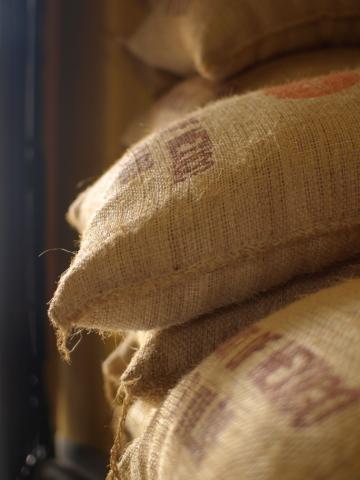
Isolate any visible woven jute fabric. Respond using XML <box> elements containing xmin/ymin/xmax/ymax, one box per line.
<box><xmin>49</xmin><ymin>69</ymin><xmax>360</xmax><ymax>344</ymax></box>
<box><xmin>122</xmin><ymin>48</ymin><xmax>360</xmax><ymax>148</ymax></box>
<box><xmin>103</xmin><ymin>258</ymin><xmax>360</xmax><ymax>404</ymax></box>
<box><xmin>124</xmin><ymin>0</ymin><xmax>360</xmax><ymax>79</ymax></box>
<box><xmin>118</xmin><ymin>278</ymin><xmax>360</xmax><ymax>480</ymax></box>
<box><xmin>71</xmin><ymin>49</ymin><xmax>360</xmax><ymax>234</ymax></box>
<box><xmin>104</xmin><ymin>257</ymin><xmax>360</xmax><ymax>476</ymax></box>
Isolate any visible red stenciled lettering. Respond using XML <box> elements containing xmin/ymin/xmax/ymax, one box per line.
<box><xmin>225</xmin><ymin>331</ymin><xmax>282</xmax><ymax>371</ymax></box>
<box><xmin>249</xmin><ymin>341</ymin><xmax>360</xmax><ymax>428</ymax></box>
<box><xmin>215</xmin><ymin>326</ymin><xmax>260</xmax><ymax>360</ymax></box>
<box><xmin>251</xmin><ymin>342</ymin><xmax>317</xmax><ymax>392</ymax></box>
<box><xmin>166</xmin><ymin>118</ymin><xmax>214</xmax><ymax>183</ymax></box>
<box><xmin>175</xmin><ymin>383</ymin><xmax>234</xmax><ymax>464</ymax></box>
<box><xmin>118</xmin><ymin>143</ymin><xmax>153</xmax><ymax>185</ymax></box>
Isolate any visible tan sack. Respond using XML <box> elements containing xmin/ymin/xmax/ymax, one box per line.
<box><xmin>124</xmin><ymin>0</ymin><xmax>360</xmax><ymax>79</ymax></box>
<box><xmin>49</xmin><ymin>70</ymin><xmax>360</xmax><ymax>346</ymax></box>
<box><xmin>118</xmin><ymin>278</ymin><xmax>360</xmax><ymax>480</ymax></box>
<box><xmin>71</xmin><ymin>49</ymin><xmax>360</xmax><ymax>234</ymax></box>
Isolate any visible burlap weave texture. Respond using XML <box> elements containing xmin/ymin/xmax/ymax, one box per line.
<box><xmin>50</xmin><ymin>70</ymin><xmax>360</xmax><ymax>343</ymax></box>
<box><xmin>119</xmin><ymin>278</ymin><xmax>360</xmax><ymax>479</ymax></box>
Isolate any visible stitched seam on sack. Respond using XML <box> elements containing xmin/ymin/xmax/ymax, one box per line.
<box><xmin>201</xmin><ymin>12</ymin><xmax>360</xmax><ymax>71</ymax></box>
<box><xmin>82</xmin><ymin>265</ymin><xmax>360</xmax><ymax>335</ymax></box>
<box><xmin>53</xmin><ymin>219</ymin><xmax>360</xmax><ymax>325</ymax></box>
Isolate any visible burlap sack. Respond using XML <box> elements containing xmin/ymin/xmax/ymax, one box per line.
<box><xmin>71</xmin><ymin>48</ymin><xmax>360</xmax><ymax>233</ymax></box>
<box><xmin>49</xmin><ymin>69</ymin><xmax>360</xmax><ymax>346</ymax></box>
<box><xmin>124</xmin><ymin>0</ymin><xmax>360</xmax><ymax>79</ymax></box>
<box><xmin>105</xmin><ymin>258</ymin><xmax>360</xmax><ymax>476</ymax></box>
<box><xmin>118</xmin><ymin>278</ymin><xmax>360</xmax><ymax>480</ymax></box>
<box><xmin>122</xmin><ymin>48</ymin><xmax>360</xmax><ymax>148</ymax></box>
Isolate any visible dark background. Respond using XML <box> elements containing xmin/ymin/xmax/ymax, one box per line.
<box><xmin>0</xmin><ymin>1</ymin><xmax>51</xmax><ymax>478</ymax></box>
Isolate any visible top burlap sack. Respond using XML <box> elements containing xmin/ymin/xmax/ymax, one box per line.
<box><xmin>118</xmin><ymin>278</ymin><xmax>360</xmax><ymax>480</ymax></box>
<box><xmin>49</xmin><ymin>69</ymin><xmax>360</xmax><ymax>344</ymax></box>
<box><xmin>119</xmin><ymin>47</ymin><xmax>360</xmax><ymax>150</ymax></box>
<box><xmin>124</xmin><ymin>0</ymin><xmax>360</xmax><ymax>79</ymax></box>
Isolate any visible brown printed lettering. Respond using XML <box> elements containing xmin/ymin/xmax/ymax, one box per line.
<box><xmin>250</xmin><ymin>341</ymin><xmax>360</xmax><ymax>428</ymax></box>
<box><xmin>166</xmin><ymin>118</ymin><xmax>214</xmax><ymax>183</ymax></box>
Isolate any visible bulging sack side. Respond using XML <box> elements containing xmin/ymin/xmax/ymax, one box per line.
<box><xmin>119</xmin><ymin>278</ymin><xmax>360</xmax><ymax>480</ymax></box>
<box><xmin>49</xmin><ymin>70</ymin><xmax>360</xmax><ymax>345</ymax></box>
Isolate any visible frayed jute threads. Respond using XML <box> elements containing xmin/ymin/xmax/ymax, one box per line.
<box><xmin>107</xmin><ymin>381</ymin><xmax>137</xmax><ymax>480</ymax></box>
<box><xmin>51</xmin><ymin>319</ymin><xmax>117</xmax><ymax>363</ymax></box>
<box><xmin>50</xmin><ymin>319</ymin><xmax>73</xmax><ymax>363</ymax></box>
<box><xmin>49</xmin><ymin>221</ymin><xmax>360</xmax><ymax>334</ymax></box>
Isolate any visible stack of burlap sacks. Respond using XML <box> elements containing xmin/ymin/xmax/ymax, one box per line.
<box><xmin>49</xmin><ymin>1</ymin><xmax>360</xmax><ymax>479</ymax></box>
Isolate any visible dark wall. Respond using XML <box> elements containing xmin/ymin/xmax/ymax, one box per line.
<box><xmin>0</xmin><ymin>0</ymin><xmax>51</xmax><ymax>478</ymax></box>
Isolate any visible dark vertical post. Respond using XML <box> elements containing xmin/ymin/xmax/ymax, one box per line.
<box><xmin>0</xmin><ymin>1</ymin><xmax>51</xmax><ymax>478</ymax></box>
